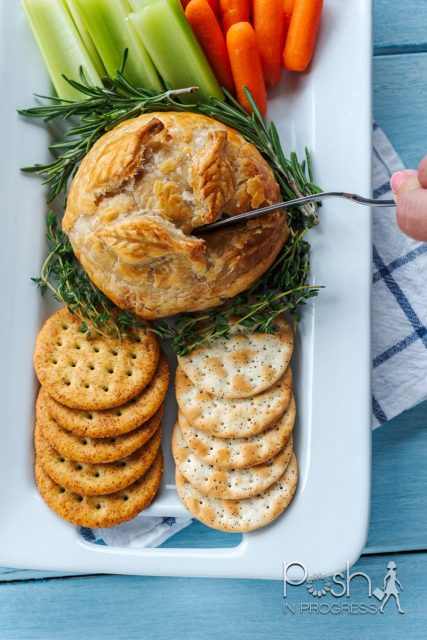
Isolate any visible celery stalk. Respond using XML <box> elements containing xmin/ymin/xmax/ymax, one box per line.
<box><xmin>129</xmin><ymin>0</ymin><xmax>223</xmax><ymax>102</ymax></box>
<box><xmin>64</xmin><ymin>0</ymin><xmax>105</xmax><ymax>78</ymax></box>
<box><xmin>128</xmin><ymin>0</ymin><xmax>146</xmax><ymax>10</ymax></box>
<box><xmin>22</xmin><ymin>0</ymin><xmax>103</xmax><ymax>100</ymax></box>
<box><xmin>73</xmin><ymin>0</ymin><xmax>162</xmax><ymax>91</ymax></box>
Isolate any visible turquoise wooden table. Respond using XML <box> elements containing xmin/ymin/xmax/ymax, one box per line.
<box><xmin>1</xmin><ymin>2</ymin><xmax>427</xmax><ymax>638</ymax></box>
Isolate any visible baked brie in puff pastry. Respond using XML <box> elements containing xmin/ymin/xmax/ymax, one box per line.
<box><xmin>63</xmin><ymin>112</ymin><xmax>289</xmax><ymax>318</ymax></box>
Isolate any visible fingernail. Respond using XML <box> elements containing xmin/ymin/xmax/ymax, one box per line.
<box><xmin>390</xmin><ymin>169</ymin><xmax>418</xmax><ymax>194</ymax></box>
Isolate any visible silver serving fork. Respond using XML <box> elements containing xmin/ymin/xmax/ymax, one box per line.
<box><xmin>198</xmin><ymin>191</ymin><xmax>395</xmax><ymax>232</ymax></box>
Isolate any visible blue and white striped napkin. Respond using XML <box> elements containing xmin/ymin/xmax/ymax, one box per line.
<box><xmin>80</xmin><ymin>125</ymin><xmax>427</xmax><ymax>547</ymax></box>
<box><xmin>81</xmin><ymin>516</ymin><xmax>192</xmax><ymax>548</ymax></box>
<box><xmin>372</xmin><ymin>125</ymin><xmax>427</xmax><ymax>428</ymax></box>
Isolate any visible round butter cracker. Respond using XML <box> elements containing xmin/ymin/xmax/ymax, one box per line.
<box><xmin>179</xmin><ymin>395</ymin><xmax>296</xmax><ymax>469</ymax></box>
<box><xmin>37</xmin><ymin>389</ymin><xmax>163</xmax><ymax>464</ymax></box>
<box><xmin>176</xmin><ymin>365</ymin><xmax>292</xmax><ymax>437</ymax></box>
<box><xmin>176</xmin><ymin>453</ymin><xmax>298</xmax><ymax>533</ymax></box>
<box><xmin>177</xmin><ymin>317</ymin><xmax>293</xmax><ymax>398</ymax></box>
<box><xmin>172</xmin><ymin>421</ymin><xmax>293</xmax><ymax>499</ymax></box>
<box><xmin>34</xmin><ymin>307</ymin><xmax>160</xmax><ymax>410</ymax></box>
<box><xmin>35</xmin><ymin>420</ymin><xmax>161</xmax><ymax>495</ymax></box>
<box><xmin>35</xmin><ymin>449</ymin><xmax>163</xmax><ymax>528</ymax></box>
<box><xmin>43</xmin><ymin>352</ymin><xmax>169</xmax><ymax>437</ymax></box>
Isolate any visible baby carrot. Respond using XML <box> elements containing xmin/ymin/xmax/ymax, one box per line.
<box><xmin>219</xmin><ymin>0</ymin><xmax>249</xmax><ymax>33</ymax></box>
<box><xmin>283</xmin><ymin>0</ymin><xmax>295</xmax><ymax>40</ymax></box>
<box><xmin>185</xmin><ymin>0</ymin><xmax>234</xmax><ymax>93</ymax></box>
<box><xmin>226</xmin><ymin>21</ymin><xmax>267</xmax><ymax>116</ymax></box>
<box><xmin>253</xmin><ymin>0</ymin><xmax>284</xmax><ymax>89</ymax></box>
<box><xmin>283</xmin><ymin>0</ymin><xmax>323</xmax><ymax>71</ymax></box>
<box><xmin>183</xmin><ymin>0</ymin><xmax>219</xmax><ymax>12</ymax></box>
<box><xmin>206</xmin><ymin>0</ymin><xmax>220</xmax><ymax>18</ymax></box>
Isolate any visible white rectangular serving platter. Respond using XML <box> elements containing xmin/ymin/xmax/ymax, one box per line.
<box><xmin>0</xmin><ymin>0</ymin><xmax>372</xmax><ymax>579</ymax></box>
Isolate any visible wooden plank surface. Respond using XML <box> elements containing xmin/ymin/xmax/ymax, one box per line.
<box><xmin>374</xmin><ymin>0</ymin><xmax>427</xmax><ymax>54</ymax></box>
<box><xmin>374</xmin><ymin>52</ymin><xmax>427</xmax><ymax>169</ymax></box>
<box><xmin>0</xmin><ymin>553</ymin><xmax>425</xmax><ymax>640</ymax></box>
<box><xmin>367</xmin><ymin>400</ymin><xmax>427</xmax><ymax>552</ymax></box>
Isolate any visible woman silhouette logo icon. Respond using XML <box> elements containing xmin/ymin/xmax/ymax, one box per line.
<box><xmin>372</xmin><ymin>561</ymin><xmax>404</xmax><ymax>614</ymax></box>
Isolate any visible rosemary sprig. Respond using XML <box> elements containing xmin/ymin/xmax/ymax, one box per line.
<box><xmin>19</xmin><ymin>75</ymin><xmax>196</xmax><ymax>201</ymax></box>
<box><xmin>21</xmin><ymin>68</ymin><xmax>321</xmax><ymax>355</ymax></box>
<box><xmin>18</xmin><ymin>65</ymin><xmax>321</xmax><ymax>217</ymax></box>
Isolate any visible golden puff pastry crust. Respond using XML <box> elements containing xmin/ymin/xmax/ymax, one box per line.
<box><xmin>63</xmin><ymin>112</ymin><xmax>288</xmax><ymax>319</ymax></box>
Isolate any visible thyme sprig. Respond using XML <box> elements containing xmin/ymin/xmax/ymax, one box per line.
<box><xmin>33</xmin><ymin>211</ymin><xmax>173</xmax><ymax>341</ymax></box>
<box><xmin>170</xmin><ymin>225</ymin><xmax>320</xmax><ymax>354</ymax></box>
<box><xmin>21</xmin><ymin>67</ymin><xmax>321</xmax><ymax>355</ymax></box>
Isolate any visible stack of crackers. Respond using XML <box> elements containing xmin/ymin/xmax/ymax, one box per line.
<box><xmin>174</xmin><ymin>318</ymin><xmax>298</xmax><ymax>533</ymax></box>
<box><xmin>33</xmin><ymin>308</ymin><xmax>169</xmax><ymax>528</ymax></box>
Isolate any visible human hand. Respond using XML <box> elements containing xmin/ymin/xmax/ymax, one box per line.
<box><xmin>391</xmin><ymin>156</ymin><xmax>427</xmax><ymax>241</ymax></box>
